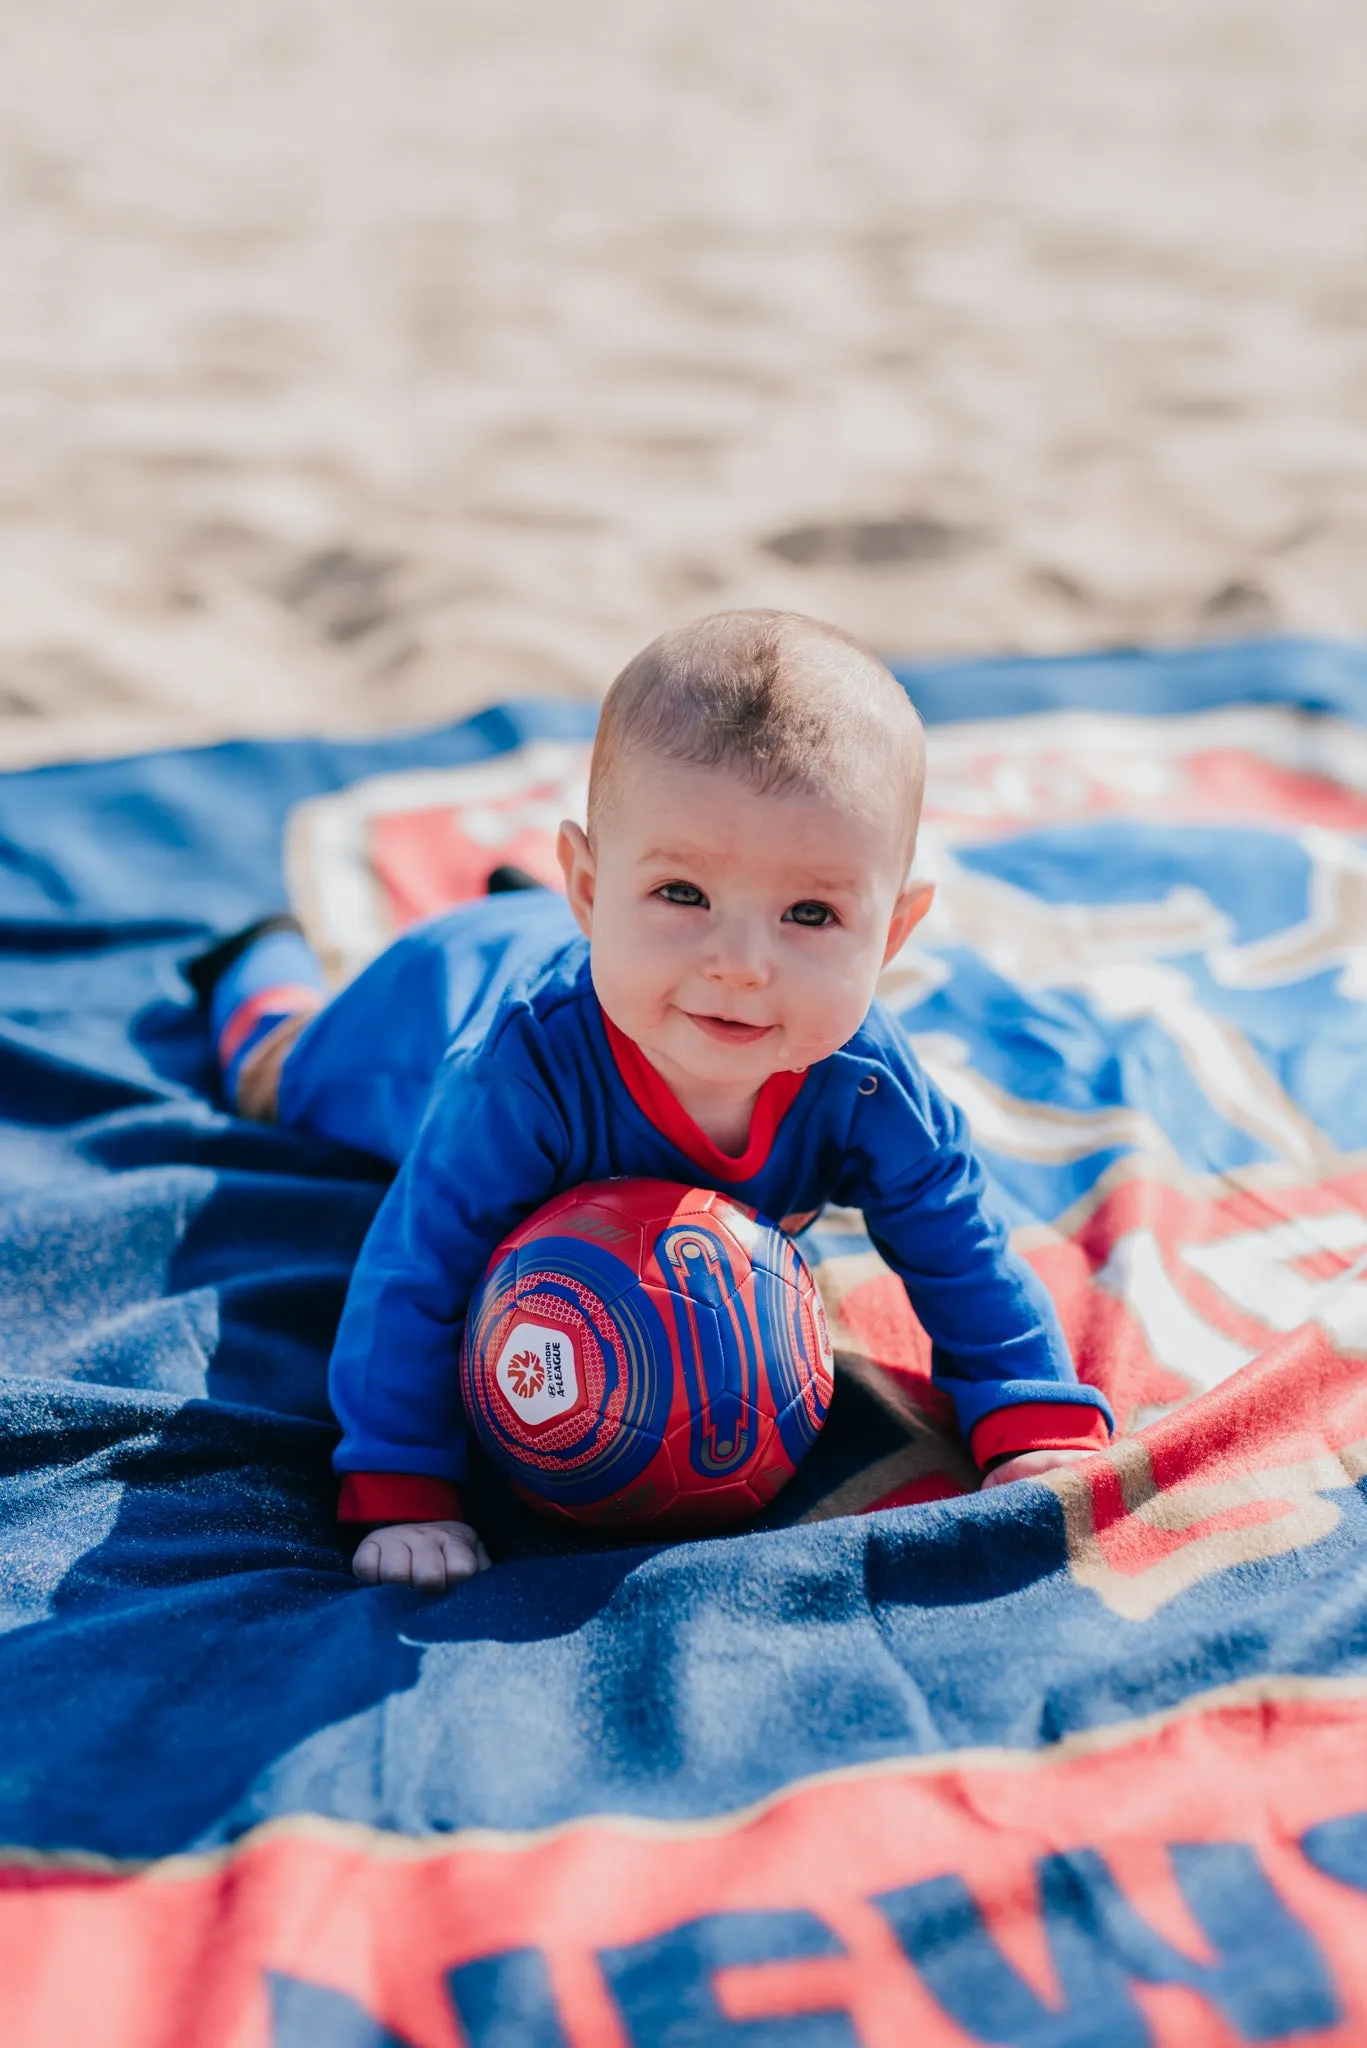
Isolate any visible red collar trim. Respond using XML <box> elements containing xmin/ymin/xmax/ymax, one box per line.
<box><xmin>601</xmin><ymin>1010</ymin><xmax>806</xmax><ymax>1181</ymax></box>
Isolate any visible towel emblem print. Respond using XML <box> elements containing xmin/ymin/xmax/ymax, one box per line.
<box><xmin>285</xmin><ymin>737</ymin><xmax>592</xmax><ymax>984</ymax></box>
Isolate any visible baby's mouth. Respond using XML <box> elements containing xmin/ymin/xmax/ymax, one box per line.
<box><xmin>684</xmin><ymin>1012</ymin><xmax>775</xmax><ymax>1045</ymax></box>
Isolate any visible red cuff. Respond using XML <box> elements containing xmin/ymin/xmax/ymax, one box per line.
<box><xmin>969</xmin><ymin>1403</ymin><xmax>1111</xmax><ymax>1472</ymax></box>
<box><xmin>337</xmin><ymin>1473</ymin><xmax>465</xmax><ymax>1525</ymax></box>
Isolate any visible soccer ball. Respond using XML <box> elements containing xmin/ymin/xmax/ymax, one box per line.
<box><xmin>459</xmin><ymin>1180</ymin><xmax>834</xmax><ymax>1534</ymax></box>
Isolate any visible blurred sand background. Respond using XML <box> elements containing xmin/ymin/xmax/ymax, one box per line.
<box><xmin>1</xmin><ymin>0</ymin><xmax>1365</xmax><ymax>769</ymax></box>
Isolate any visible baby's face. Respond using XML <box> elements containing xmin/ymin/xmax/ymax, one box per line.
<box><xmin>560</xmin><ymin>753</ymin><xmax>929</xmax><ymax>1096</ymax></box>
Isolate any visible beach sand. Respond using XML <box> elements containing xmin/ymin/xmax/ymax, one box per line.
<box><xmin>1</xmin><ymin>0</ymin><xmax>1365</xmax><ymax>768</ymax></box>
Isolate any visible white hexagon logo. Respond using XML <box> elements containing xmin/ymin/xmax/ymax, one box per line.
<box><xmin>494</xmin><ymin>1320</ymin><xmax>581</xmax><ymax>1429</ymax></box>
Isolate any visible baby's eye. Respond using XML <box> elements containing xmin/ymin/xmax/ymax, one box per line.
<box><xmin>785</xmin><ymin>900</ymin><xmax>838</xmax><ymax>929</ymax></box>
<box><xmin>656</xmin><ymin>880</ymin><xmax>708</xmax><ymax>909</ymax></box>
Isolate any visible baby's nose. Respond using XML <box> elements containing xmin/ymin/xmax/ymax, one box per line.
<box><xmin>707</xmin><ymin>919</ymin><xmax>772</xmax><ymax>984</ymax></box>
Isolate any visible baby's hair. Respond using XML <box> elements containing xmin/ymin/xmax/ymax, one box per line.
<box><xmin>587</xmin><ymin>610</ymin><xmax>925</xmax><ymax>862</ymax></box>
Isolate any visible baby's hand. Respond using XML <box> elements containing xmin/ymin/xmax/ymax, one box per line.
<box><xmin>978</xmin><ymin>1448</ymin><xmax>1098</xmax><ymax>1492</ymax></box>
<box><xmin>352</xmin><ymin>1520</ymin><xmax>491</xmax><ymax>1593</ymax></box>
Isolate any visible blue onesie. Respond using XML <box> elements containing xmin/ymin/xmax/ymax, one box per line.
<box><xmin>276</xmin><ymin>893</ymin><xmax>1113</xmax><ymax>1521</ymax></box>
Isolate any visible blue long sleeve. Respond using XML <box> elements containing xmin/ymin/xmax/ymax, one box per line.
<box><xmin>836</xmin><ymin>1028</ymin><xmax>1111</xmax><ymax>1449</ymax></box>
<box><xmin>328</xmin><ymin>1051</ymin><xmax>568</xmax><ymax>1481</ymax></box>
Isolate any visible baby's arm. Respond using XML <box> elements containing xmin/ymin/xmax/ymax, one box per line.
<box><xmin>848</xmin><ymin>1047</ymin><xmax>1113</xmax><ymax>1482</ymax></box>
<box><xmin>329</xmin><ymin>1049</ymin><xmax>567</xmax><ymax>1589</ymax></box>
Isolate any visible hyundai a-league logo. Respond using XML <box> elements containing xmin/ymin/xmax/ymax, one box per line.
<box><xmin>507</xmin><ymin>1351</ymin><xmax>545</xmax><ymax>1399</ymax></box>
<box><xmin>494</xmin><ymin>1321</ymin><xmax>580</xmax><ymax>1429</ymax></box>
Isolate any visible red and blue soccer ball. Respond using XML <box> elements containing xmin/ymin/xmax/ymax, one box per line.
<box><xmin>459</xmin><ymin>1180</ymin><xmax>835</xmax><ymax>1534</ymax></box>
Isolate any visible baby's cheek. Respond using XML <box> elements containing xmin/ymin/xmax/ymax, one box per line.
<box><xmin>787</xmin><ymin>999</ymin><xmax>868</xmax><ymax>1070</ymax></box>
<box><xmin>597</xmin><ymin>944</ymin><xmax>675</xmax><ymax>1036</ymax></box>
<box><xmin>797</xmin><ymin>951</ymin><xmax>873</xmax><ymax>1033</ymax></box>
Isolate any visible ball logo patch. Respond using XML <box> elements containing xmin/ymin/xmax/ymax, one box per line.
<box><xmin>494</xmin><ymin>1322</ymin><xmax>580</xmax><ymax>1429</ymax></box>
<box><xmin>507</xmin><ymin>1351</ymin><xmax>545</xmax><ymax>1399</ymax></box>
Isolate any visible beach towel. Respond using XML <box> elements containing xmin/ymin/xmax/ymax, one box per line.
<box><xmin>2</xmin><ymin>637</ymin><xmax>1367</xmax><ymax>2046</ymax></box>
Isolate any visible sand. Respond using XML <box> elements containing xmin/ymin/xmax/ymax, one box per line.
<box><xmin>1</xmin><ymin>0</ymin><xmax>1365</xmax><ymax>770</ymax></box>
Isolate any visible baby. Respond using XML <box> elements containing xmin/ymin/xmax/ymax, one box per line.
<box><xmin>197</xmin><ymin>610</ymin><xmax>1112</xmax><ymax>1591</ymax></box>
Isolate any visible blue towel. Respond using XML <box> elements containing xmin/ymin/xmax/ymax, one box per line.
<box><xmin>3</xmin><ymin>640</ymin><xmax>1367</xmax><ymax>2045</ymax></box>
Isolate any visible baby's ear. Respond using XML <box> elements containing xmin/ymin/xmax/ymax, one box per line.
<box><xmin>557</xmin><ymin>820</ymin><xmax>596</xmax><ymax>937</ymax></box>
<box><xmin>883</xmin><ymin>881</ymin><xmax>935</xmax><ymax>964</ymax></box>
